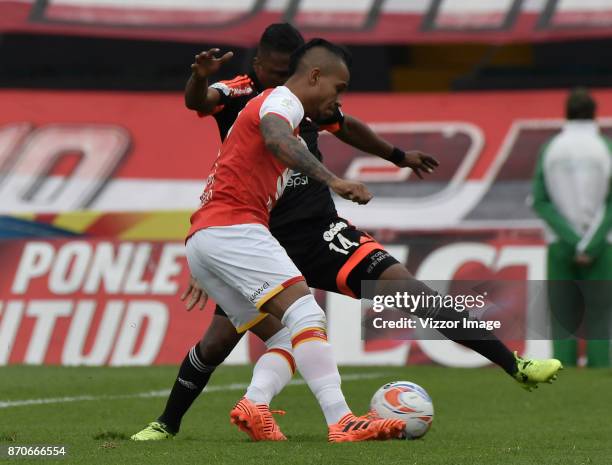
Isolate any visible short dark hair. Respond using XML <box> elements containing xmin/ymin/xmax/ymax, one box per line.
<box><xmin>289</xmin><ymin>38</ymin><xmax>352</xmax><ymax>75</ymax></box>
<box><xmin>258</xmin><ymin>23</ymin><xmax>305</xmax><ymax>55</ymax></box>
<box><xmin>566</xmin><ymin>87</ymin><xmax>596</xmax><ymax>120</ymax></box>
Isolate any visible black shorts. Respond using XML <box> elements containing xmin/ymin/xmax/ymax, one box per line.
<box><xmin>215</xmin><ymin>217</ymin><xmax>399</xmax><ymax>317</ymax></box>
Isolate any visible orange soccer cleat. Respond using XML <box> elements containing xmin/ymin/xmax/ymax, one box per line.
<box><xmin>328</xmin><ymin>413</ymin><xmax>405</xmax><ymax>443</ymax></box>
<box><xmin>229</xmin><ymin>397</ymin><xmax>287</xmax><ymax>441</ymax></box>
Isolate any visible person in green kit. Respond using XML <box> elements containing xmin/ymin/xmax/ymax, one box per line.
<box><xmin>532</xmin><ymin>87</ymin><xmax>612</xmax><ymax>367</ymax></box>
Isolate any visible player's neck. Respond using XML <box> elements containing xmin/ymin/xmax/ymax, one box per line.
<box><xmin>284</xmin><ymin>79</ymin><xmax>314</xmax><ymax>118</ymax></box>
<box><xmin>283</xmin><ymin>78</ymin><xmax>302</xmax><ymax>100</ymax></box>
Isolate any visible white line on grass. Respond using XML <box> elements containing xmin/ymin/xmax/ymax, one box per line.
<box><xmin>0</xmin><ymin>372</ymin><xmax>389</xmax><ymax>409</ymax></box>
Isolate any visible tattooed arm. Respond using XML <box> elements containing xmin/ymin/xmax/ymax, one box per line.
<box><xmin>261</xmin><ymin>114</ymin><xmax>336</xmax><ymax>184</ymax></box>
<box><xmin>260</xmin><ymin>114</ymin><xmax>372</xmax><ymax>205</ymax></box>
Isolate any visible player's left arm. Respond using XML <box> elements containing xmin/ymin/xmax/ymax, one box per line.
<box><xmin>332</xmin><ymin>114</ymin><xmax>439</xmax><ymax>178</ymax></box>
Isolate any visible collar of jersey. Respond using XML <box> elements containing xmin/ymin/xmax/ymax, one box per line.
<box><xmin>563</xmin><ymin>120</ymin><xmax>599</xmax><ymax>133</ymax></box>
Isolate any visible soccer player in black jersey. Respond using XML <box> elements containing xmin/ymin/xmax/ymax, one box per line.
<box><xmin>132</xmin><ymin>24</ymin><xmax>561</xmax><ymax>441</ymax></box>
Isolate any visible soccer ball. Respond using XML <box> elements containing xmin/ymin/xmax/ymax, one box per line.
<box><xmin>369</xmin><ymin>381</ymin><xmax>434</xmax><ymax>439</ymax></box>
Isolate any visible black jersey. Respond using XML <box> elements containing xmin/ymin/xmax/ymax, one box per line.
<box><xmin>270</xmin><ymin>116</ymin><xmax>340</xmax><ymax>243</ymax></box>
<box><xmin>210</xmin><ymin>73</ymin><xmax>259</xmax><ymax>141</ymax></box>
<box><xmin>208</xmin><ymin>72</ymin><xmax>340</xmax><ymax>242</ymax></box>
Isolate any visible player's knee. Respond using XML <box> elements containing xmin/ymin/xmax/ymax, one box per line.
<box><xmin>281</xmin><ymin>294</ymin><xmax>327</xmax><ymax>334</ymax></box>
<box><xmin>264</xmin><ymin>327</ymin><xmax>292</xmax><ymax>352</ymax></box>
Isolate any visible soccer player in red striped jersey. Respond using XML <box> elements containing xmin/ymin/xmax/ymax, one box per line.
<box><xmin>132</xmin><ymin>25</ymin><xmax>562</xmax><ymax>443</ymax></box>
<box><xmin>185</xmin><ymin>39</ymin><xmax>406</xmax><ymax>442</ymax></box>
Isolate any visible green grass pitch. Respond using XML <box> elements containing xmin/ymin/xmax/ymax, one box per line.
<box><xmin>1</xmin><ymin>365</ymin><xmax>610</xmax><ymax>465</ymax></box>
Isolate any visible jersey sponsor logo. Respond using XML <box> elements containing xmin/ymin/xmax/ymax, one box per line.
<box><xmin>323</xmin><ymin>221</ymin><xmax>360</xmax><ymax>255</ymax></box>
<box><xmin>228</xmin><ymin>85</ymin><xmax>254</xmax><ymax>97</ymax></box>
<box><xmin>323</xmin><ymin>221</ymin><xmax>349</xmax><ymax>242</ymax></box>
<box><xmin>211</xmin><ymin>79</ymin><xmax>254</xmax><ymax>98</ymax></box>
<box><xmin>286</xmin><ymin>171</ymin><xmax>309</xmax><ymax>188</ymax></box>
<box><xmin>249</xmin><ymin>281</ymin><xmax>270</xmax><ymax>303</ymax></box>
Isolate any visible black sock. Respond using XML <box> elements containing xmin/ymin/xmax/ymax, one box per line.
<box><xmin>453</xmin><ymin>339</ymin><xmax>517</xmax><ymax>376</ymax></box>
<box><xmin>419</xmin><ymin>305</ymin><xmax>518</xmax><ymax>376</ymax></box>
<box><xmin>158</xmin><ymin>345</ymin><xmax>216</xmax><ymax>433</ymax></box>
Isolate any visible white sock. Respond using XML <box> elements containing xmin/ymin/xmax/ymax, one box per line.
<box><xmin>282</xmin><ymin>295</ymin><xmax>351</xmax><ymax>425</ymax></box>
<box><xmin>245</xmin><ymin>328</ymin><xmax>294</xmax><ymax>405</ymax></box>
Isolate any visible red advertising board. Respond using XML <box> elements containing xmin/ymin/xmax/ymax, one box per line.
<box><xmin>2</xmin><ymin>88</ymin><xmax>612</xmax><ymax>226</ymax></box>
<box><xmin>0</xmin><ymin>227</ymin><xmax>546</xmax><ymax>367</ymax></box>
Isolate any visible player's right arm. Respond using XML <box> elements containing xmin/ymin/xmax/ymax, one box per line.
<box><xmin>261</xmin><ymin>114</ymin><xmax>372</xmax><ymax>205</ymax></box>
<box><xmin>184</xmin><ymin>48</ymin><xmax>234</xmax><ymax>115</ymax></box>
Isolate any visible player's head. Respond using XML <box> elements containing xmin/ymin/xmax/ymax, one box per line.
<box><xmin>253</xmin><ymin>23</ymin><xmax>305</xmax><ymax>89</ymax></box>
<box><xmin>566</xmin><ymin>87</ymin><xmax>596</xmax><ymax>120</ymax></box>
<box><xmin>287</xmin><ymin>38</ymin><xmax>351</xmax><ymax>120</ymax></box>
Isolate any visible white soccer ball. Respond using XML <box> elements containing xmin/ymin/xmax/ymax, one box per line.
<box><xmin>370</xmin><ymin>381</ymin><xmax>434</xmax><ymax>439</ymax></box>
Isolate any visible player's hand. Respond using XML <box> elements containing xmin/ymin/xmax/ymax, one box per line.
<box><xmin>396</xmin><ymin>151</ymin><xmax>439</xmax><ymax>179</ymax></box>
<box><xmin>330</xmin><ymin>178</ymin><xmax>373</xmax><ymax>205</ymax></box>
<box><xmin>180</xmin><ymin>275</ymin><xmax>208</xmax><ymax>311</ymax></box>
<box><xmin>191</xmin><ymin>48</ymin><xmax>234</xmax><ymax>80</ymax></box>
<box><xmin>574</xmin><ymin>253</ymin><xmax>593</xmax><ymax>267</ymax></box>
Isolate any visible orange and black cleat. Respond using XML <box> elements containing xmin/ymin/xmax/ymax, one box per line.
<box><xmin>328</xmin><ymin>413</ymin><xmax>405</xmax><ymax>443</ymax></box>
<box><xmin>229</xmin><ymin>397</ymin><xmax>287</xmax><ymax>441</ymax></box>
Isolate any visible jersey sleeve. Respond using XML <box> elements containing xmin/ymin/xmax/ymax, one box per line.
<box><xmin>195</xmin><ymin>83</ymin><xmax>229</xmax><ymax>117</ymax></box>
<box><xmin>259</xmin><ymin>88</ymin><xmax>304</xmax><ymax>130</ymax></box>
<box><xmin>205</xmin><ymin>75</ymin><xmax>253</xmax><ymax>116</ymax></box>
<box><xmin>210</xmin><ymin>81</ymin><xmax>233</xmax><ymax>106</ymax></box>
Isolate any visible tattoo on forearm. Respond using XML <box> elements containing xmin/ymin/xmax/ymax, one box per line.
<box><xmin>261</xmin><ymin>115</ymin><xmax>335</xmax><ymax>185</ymax></box>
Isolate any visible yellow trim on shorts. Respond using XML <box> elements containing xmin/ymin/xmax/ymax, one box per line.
<box><xmin>255</xmin><ymin>284</ymin><xmax>285</xmax><ymax>310</ymax></box>
<box><xmin>236</xmin><ymin>312</ymin><xmax>269</xmax><ymax>334</ymax></box>
<box><xmin>254</xmin><ymin>276</ymin><xmax>305</xmax><ymax>310</ymax></box>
